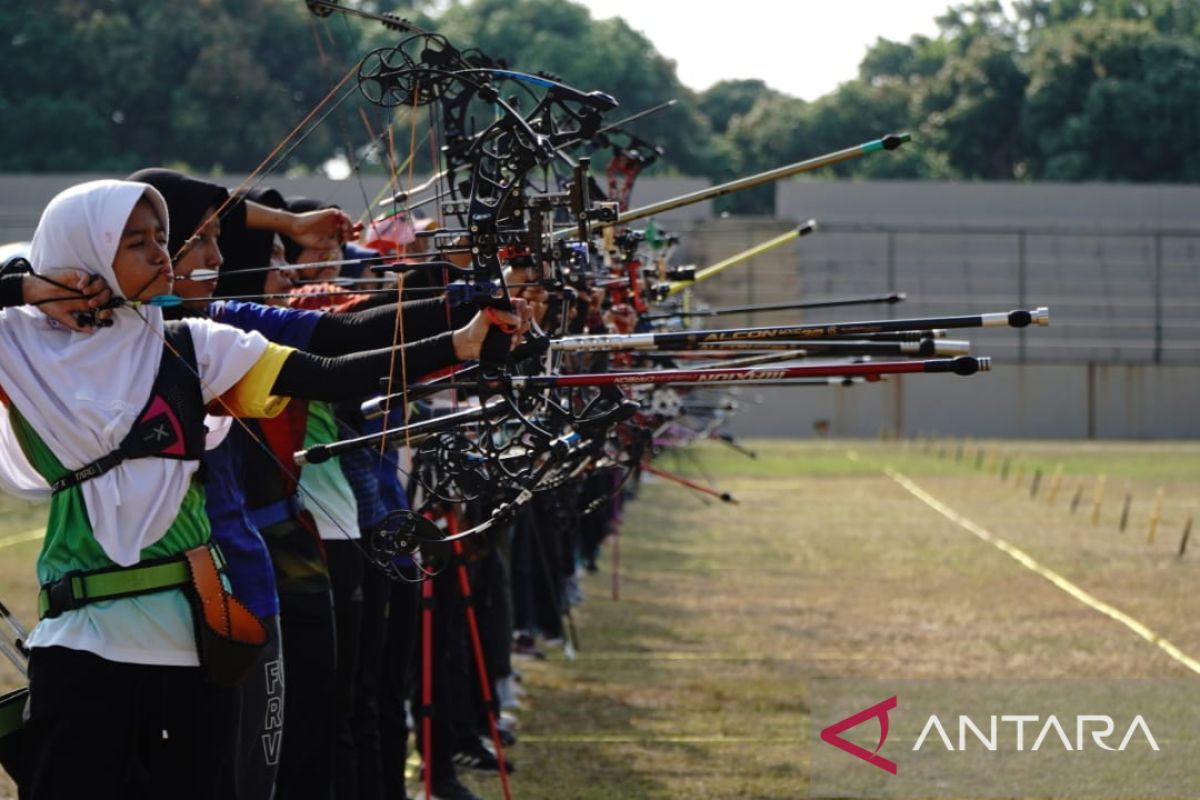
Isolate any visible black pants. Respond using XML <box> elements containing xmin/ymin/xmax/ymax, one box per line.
<box><xmin>327</xmin><ymin>540</ymin><xmax>365</xmax><ymax>800</ymax></box>
<box><xmin>21</xmin><ymin>646</ymin><xmax>234</xmax><ymax>800</ymax></box>
<box><xmin>381</xmin><ymin>573</ymin><xmax>419</xmax><ymax>800</ymax></box>
<box><xmin>220</xmin><ymin>615</ymin><xmax>284</xmax><ymax>800</ymax></box>
<box><xmin>409</xmin><ymin>564</ymin><xmax>476</xmax><ymax>783</ymax></box>
<box><xmin>470</xmin><ymin>543</ymin><xmax>512</xmax><ymax>705</ymax></box>
<box><xmin>354</xmin><ymin>565</ymin><xmax>392</xmax><ymax>800</ymax></box>
<box><xmin>275</xmin><ymin>590</ymin><xmax>337</xmax><ymax>800</ymax></box>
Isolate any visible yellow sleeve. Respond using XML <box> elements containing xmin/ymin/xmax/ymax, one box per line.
<box><xmin>212</xmin><ymin>343</ymin><xmax>294</xmax><ymax>419</ymax></box>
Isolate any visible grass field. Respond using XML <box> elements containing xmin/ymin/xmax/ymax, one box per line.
<box><xmin>0</xmin><ymin>439</ymin><xmax>1197</xmax><ymax>798</ymax></box>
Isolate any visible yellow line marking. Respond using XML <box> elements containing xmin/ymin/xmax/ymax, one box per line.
<box><xmin>573</xmin><ymin>652</ymin><xmax>873</xmax><ymax>662</ymax></box>
<box><xmin>0</xmin><ymin>528</ymin><xmax>42</xmax><ymax>550</ymax></box>
<box><xmin>847</xmin><ymin>450</ymin><xmax>1200</xmax><ymax>676</ymax></box>
<box><xmin>521</xmin><ymin>735</ymin><xmax>804</xmax><ymax>744</ymax></box>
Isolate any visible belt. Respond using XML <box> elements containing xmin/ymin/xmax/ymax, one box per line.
<box><xmin>37</xmin><ymin>542</ymin><xmax>226</xmax><ymax>620</ymax></box>
<box><xmin>247</xmin><ymin>494</ymin><xmax>305</xmax><ymax>530</ymax></box>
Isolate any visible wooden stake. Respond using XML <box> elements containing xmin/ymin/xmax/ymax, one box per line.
<box><xmin>1030</xmin><ymin>469</ymin><xmax>1043</xmax><ymax>499</ymax></box>
<box><xmin>1179</xmin><ymin>517</ymin><xmax>1193</xmax><ymax>559</ymax></box>
<box><xmin>1146</xmin><ymin>488</ymin><xmax>1165</xmax><ymax>545</ymax></box>
<box><xmin>1090</xmin><ymin>475</ymin><xmax>1107</xmax><ymax>525</ymax></box>
<box><xmin>1118</xmin><ymin>488</ymin><xmax>1132</xmax><ymax>532</ymax></box>
<box><xmin>1069</xmin><ymin>485</ymin><xmax>1084</xmax><ymax>514</ymax></box>
<box><xmin>1047</xmin><ymin>464</ymin><xmax>1064</xmax><ymax>505</ymax></box>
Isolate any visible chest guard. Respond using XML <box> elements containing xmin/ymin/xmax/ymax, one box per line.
<box><xmin>50</xmin><ymin>322</ymin><xmax>207</xmax><ymax>494</ymax></box>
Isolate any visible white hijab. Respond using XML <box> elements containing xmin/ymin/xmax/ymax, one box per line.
<box><xmin>0</xmin><ymin>180</ymin><xmax>224</xmax><ymax>565</ymax></box>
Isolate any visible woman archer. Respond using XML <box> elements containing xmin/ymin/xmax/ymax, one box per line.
<box><xmin>0</xmin><ymin>179</ymin><xmax>526</xmax><ymax>799</ymax></box>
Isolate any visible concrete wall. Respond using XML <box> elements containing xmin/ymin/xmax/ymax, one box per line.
<box><xmin>776</xmin><ymin>180</ymin><xmax>1200</xmax><ymax>231</ymax></box>
<box><xmin>723</xmin><ymin>363</ymin><xmax>1200</xmax><ymax>441</ymax></box>
<box><xmin>676</xmin><ymin>181</ymin><xmax>1200</xmax><ymax>440</ymax></box>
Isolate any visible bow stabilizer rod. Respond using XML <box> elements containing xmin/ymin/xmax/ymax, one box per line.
<box><xmin>644</xmin><ymin>292</ymin><xmax>905</xmax><ymax>320</ymax></box>
<box><xmin>503</xmin><ymin>356</ymin><xmax>990</xmax><ymax>389</ymax></box>
<box><xmin>612</xmin><ymin>133</ymin><xmax>910</xmax><ymax>228</ymax></box>
<box><xmin>663</xmin><ymin>221</ymin><xmax>817</xmax><ymax>297</ymax></box>
<box><xmin>550</xmin><ymin>307</ymin><xmax>1048</xmax><ymax>352</ymax></box>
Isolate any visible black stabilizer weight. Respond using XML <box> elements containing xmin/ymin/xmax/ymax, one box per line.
<box><xmin>924</xmin><ymin>356</ymin><xmax>980</xmax><ymax>376</ymax></box>
<box><xmin>301</xmin><ymin>445</ymin><xmax>330</xmax><ymax>465</ymax></box>
<box><xmin>882</xmin><ymin>133</ymin><xmax>911</xmax><ymax>150</ymax></box>
<box><xmin>952</xmin><ymin>356</ymin><xmax>980</xmax><ymax>376</ymax></box>
<box><xmin>1008</xmin><ymin>309</ymin><xmax>1032</xmax><ymax>328</ymax></box>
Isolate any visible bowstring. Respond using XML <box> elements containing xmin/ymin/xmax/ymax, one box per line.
<box><xmin>128</xmin><ymin>306</ymin><xmax>410</xmax><ymax>580</ymax></box>
<box><xmin>173</xmin><ymin>61</ymin><xmax>361</xmax><ymax>265</ymax></box>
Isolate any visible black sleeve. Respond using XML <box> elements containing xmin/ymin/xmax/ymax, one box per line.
<box><xmin>271</xmin><ymin>332</ymin><xmax>458</xmax><ymax>401</ymax></box>
<box><xmin>0</xmin><ymin>275</ymin><xmax>24</xmax><ymax>309</ymax></box>
<box><xmin>306</xmin><ymin>299</ymin><xmax>476</xmax><ymax>357</ymax></box>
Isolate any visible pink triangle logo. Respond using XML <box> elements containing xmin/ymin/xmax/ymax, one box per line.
<box><xmin>140</xmin><ymin>395</ymin><xmax>185</xmax><ymax>457</ymax></box>
<box><xmin>820</xmin><ymin>696</ymin><xmax>898</xmax><ymax>774</ymax></box>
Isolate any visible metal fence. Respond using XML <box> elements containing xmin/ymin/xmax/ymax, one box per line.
<box><xmin>783</xmin><ymin>222</ymin><xmax>1200</xmax><ymax>366</ymax></box>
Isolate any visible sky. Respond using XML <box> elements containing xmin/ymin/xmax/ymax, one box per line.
<box><xmin>571</xmin><ymin>0</ymin><xmax>964</xmax><ymax>100</ymax></box>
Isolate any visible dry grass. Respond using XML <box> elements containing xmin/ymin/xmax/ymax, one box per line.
<box><xmin>1</xmin><ymin>440</ymin><xmax>1198</xmax><ymax>798</ymax></box>
<box><xmin>462</xmin><ymin>439</ymin><xmax>1200</xmax><ymax>799</ymax></box>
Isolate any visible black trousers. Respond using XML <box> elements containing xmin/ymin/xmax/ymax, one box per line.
<box><xmin>404</xmin><ymin>564</ymin><xmax>475</xmax><ymax>784</ymax></box>
<box><xmin>21</xmin><ymin>646</ymin><xmax>234</xmax><ymax>800</ymax></box>
<box><xmin>381</xmin><ymin>574</ymin><xmax>419</xmax><ymax>800</ymax></box>
<box><xmin>354</xmin><ymin>565</ymin><xmax>392</xmax><ymax>800</ymax></box>
<box><xmin>275</xmin><ymin>590</ymin><xmax>337</xmax><ymax>800</ymax></box>
<box><xmin>220</xmin><ymin>614</ymin><xmax>284</xmax><ymax>800</ymax></box>
<box><xmin>327</xmin><ymin>540</ymin><xmax>365</xmax><ymax>800</ymax></box>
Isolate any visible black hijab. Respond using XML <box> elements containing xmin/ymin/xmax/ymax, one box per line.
<box><xmin>213</xmin><ymin>187</ymin><xmax>286</xmax><ymax>300</ymax></box>
<box><xmin>281</xmin><ymin>196</ymin><xmax>336</xmax><ymax>264</ymax></box>
<box><xmin>126</xmin><ymin>168</ymin><xmax>229</xmax><ymax>260</ymax></box>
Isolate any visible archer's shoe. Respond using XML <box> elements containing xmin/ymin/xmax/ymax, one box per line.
<box><xmin>495</xmin><ymin>674</ymin><xmax>523</xmax><ymax>711</ymax></box>
<box><xmin>451</xmin><ymin>739</ymin><xmax>516</xmax><ymax>773</ymax></box>
<box><xmin>512</xmin><ymin>633</ymin><xmax>546</xmax><ymax>660</ymax></box>
<box><xmin>413</xmin><ymin>776</ymin><xmax>483</xmax><ymax>800</ymax></box>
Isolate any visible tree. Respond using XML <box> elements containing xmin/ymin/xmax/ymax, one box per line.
<box><xmin>1</xmin><ymin>0</ymin><xmax>372</xmax><ymax>173</ymax></box>
<box><xmin>698</xmin><ymin>80</ymin><xmax>780</xmax><ymax>135</ymax></box>
<box><xmin>915</xmin><ymin>38</ymin><xmax>1029</xmax><ymax>178</ymax></box>
<box><xmin>1022</xmin><ymin>19</ymin><xmax>1200</xmax><ymax>181</ymax></box>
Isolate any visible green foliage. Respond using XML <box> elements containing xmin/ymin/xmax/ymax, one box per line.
<box><xmin>1</xmin><ymin>0</ymin><xmax>372</xmax><ymax>174</ymax></box>
<box><xmin>916</xmin><ymin>38</ymin><xmax>1029</xmax><ymax>179</ymax></box>
<box><xmin>697</xmin><ymin>80</ymin><xmax>780</xmax><ymax>135</ymax></box>
<box><xmin>1021</xmin><ymin>20</ymin><xmax>1200</xmax><ymax>180</ymax></box>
